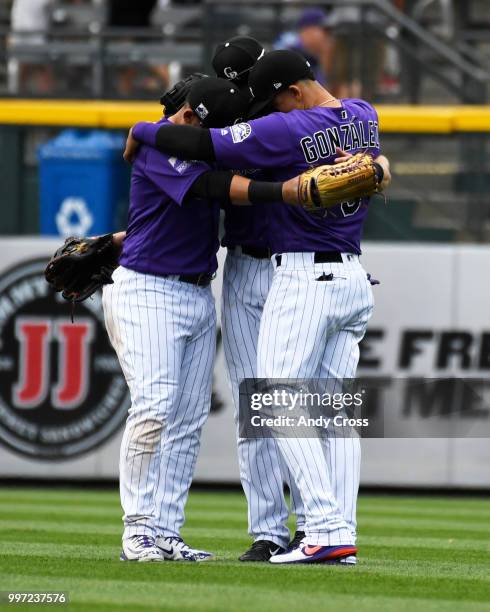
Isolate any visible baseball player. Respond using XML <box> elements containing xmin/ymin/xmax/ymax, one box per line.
<box><xmin>102</xmin><ymin>77</ymin><xmax>253</xmax><ymax>562</ymax></box>
<box><xmin>213</xmin><ymin>36</ymin><xmax>306</xmax><ymax>561</ymax></box>
<box><xmin>124</xmin><ymin>49</ymin><xmax>391</xmax><ymax>564</ymax></box>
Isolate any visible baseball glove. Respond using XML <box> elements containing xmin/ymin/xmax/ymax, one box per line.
<box><xmin>160</xmin><ymin>73</ymin><xmax>207</xmax><ymax>115</ymax></box>
<box><xmin>298</xmin><ymin>153</ymin><xmax>381</xmax><ymax>211</ymax></box>
<box><xmin>44</xmin><ymin>234</ymin><xmax>119</xmax><ymax>303</ymax></box>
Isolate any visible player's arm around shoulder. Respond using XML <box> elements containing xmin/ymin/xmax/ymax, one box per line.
<box><xmin>209</xmin><ymin>112</ymin><xmax>294</xmax><ymax>170</ymax></box>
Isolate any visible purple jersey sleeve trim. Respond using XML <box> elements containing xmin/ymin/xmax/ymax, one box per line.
<box><xmin>132</xmin><ymin>122</ymin><xmax>160</xmax><ymax>147</ymax></box>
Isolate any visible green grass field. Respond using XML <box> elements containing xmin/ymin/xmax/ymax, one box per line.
<box><xmin>0</xmin><ymin>488</ymin><xmax>489</xmax><ymax>611</ymax></box>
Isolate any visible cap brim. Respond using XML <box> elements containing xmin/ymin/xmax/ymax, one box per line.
<box><xmin>247</xmin><ymin>96</ymin><xmax>275</xmax><ymax>119</ymax></box>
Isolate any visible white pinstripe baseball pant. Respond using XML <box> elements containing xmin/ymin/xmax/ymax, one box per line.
<box><xmin>102</xmin><ymin>266</ymin><xmax>216</xmax><ymax>540</ymax></box>
<box><xmin>221</xmin><ymin>250</ymin><xmax>304</xmax><ymax>549</ymax></box>
<box><xmin>257</xmin><ymin>252</ymin><xmax>374</xmax><ymax>546</ymax></box>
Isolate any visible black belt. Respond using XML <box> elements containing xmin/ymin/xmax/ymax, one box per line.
<box><xmin>275</xmin><ymin>251</ymin><xmax>343</xmax><ymax>267</ymax></box>
<box><xmin>231</xmin><ymin>245</ymin><xmax>272</xmax><ymax>260</ymax></box>
<box><xmin>164</xmin><ymin>273</ymin><xmax>213</xmax><ymax>287</ymax></box>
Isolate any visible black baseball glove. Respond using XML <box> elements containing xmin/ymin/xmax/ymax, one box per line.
<box><xmin>44</xmin><ymin>234</ymin><xmax>120</xmax><ymax>302</ymax></box>
<box><xmin>160</xmin><ymin>73</ymin><xmax>207</xmax><ymax>115</ymax></box>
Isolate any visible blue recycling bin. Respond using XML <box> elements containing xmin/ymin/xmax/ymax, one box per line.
<box><xmin>38</xmin><ymin>129</ymin><xmax>130</xmax><ymax>237</ymax></box>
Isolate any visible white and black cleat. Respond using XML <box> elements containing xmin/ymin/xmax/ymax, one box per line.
<box><xmin>239</xmin><ymin>540</ymin><xmax>285</xmax><ymax>562</ymax></box>
<box><xmin>120</xmin><ymin>534</ymin><xmax>163</xmax><ymax>562</ymax></box>
<box><xmin>155</xmin><ymin>536</ymin><xmax>213</xmax><ymax>562</ymax></box>
<box><xmin>287</xmin><ymin>530</ymin><xmax>305</xmax><ymax>551</ymax></box>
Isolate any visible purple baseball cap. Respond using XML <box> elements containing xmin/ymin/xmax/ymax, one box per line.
<box><xmin>297</xmin><ymin>8</ymin><xmax>327</xmax><ymax>30</ymax></box>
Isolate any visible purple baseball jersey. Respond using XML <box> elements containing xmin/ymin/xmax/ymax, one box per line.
<box><xmin>120</xmin><ymin>119</ymin><xmax>220</xmax><ymax>276</ymax></box>
<box><xmin>221</xmin><ymin>169</ymin><xmax>270</xmax><ymax>250</ymax></box>
<box><xmin>211</xmin><ymin>98</ymin><xmax>380</xmax><ymax>254</ymax></box>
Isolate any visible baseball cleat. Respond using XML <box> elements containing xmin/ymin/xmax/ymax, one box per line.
<box><xmin>239</xmin><ymin>540</ymin><xmax>285</xmax><ymax>562</ymax></box>
<box><xmin>338</xmin><ymin>555</ymin><xmax>357</xmax><ymax>565</ymax></box>
<box><xmin>269</xmin><ymin>543</ymin><xmax>357</xmax><ymax>564</ymax></box>
<box><xmin>286</xmin><ymin>532</ymin><xmax>357</xmax><ymax>565</ymax></box>
<box><xmin>120</xmin><ymin>534</ymin><xmax>163</xmax><ymax>562</ymax></box>
<box><xmin>287</xmin><ymin>529</ymin><xmax>306</xmax><ymax>551</ymax></box>
<box><xmin>155</xmin><ymin>536</ymin><xmax>213</xmax><ymax>562</ymax></box>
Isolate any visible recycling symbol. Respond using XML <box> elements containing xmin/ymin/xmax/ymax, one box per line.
<box><xmin>56</xmin><ymin>197</ymin><xmax>94</xmax><ymax>237</ymax></box>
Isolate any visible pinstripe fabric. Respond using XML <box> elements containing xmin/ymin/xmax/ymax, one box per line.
<box><xmin>317</xmin><ymin>331</ymin><xmax>363</xmax><ymax>543</ymax></box>
<box><xmin>257</xmin><ymin>252</ymin><xmax>374</xmax><ymax>546</ymax></box>
<box><xmin>102</xmin><ymin>266</ymin><xmax>216</xmax><ymax>539</ymax></box>
<box><xmin>221</xmin><ymin>251</ymin><xmax>304</xmax><ymax>548</ymax></box>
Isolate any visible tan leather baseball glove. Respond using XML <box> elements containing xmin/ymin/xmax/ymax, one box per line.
<box><xmin>298</xmin><ymin>153</ymin><xmax>381</xmax><ymax>211</ymax></box>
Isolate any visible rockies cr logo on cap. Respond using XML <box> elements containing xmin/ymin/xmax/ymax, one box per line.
<box><xmin>224</xmin><ymin>66</ymin><xmax>238</xmax><ymax>80</ymax></box>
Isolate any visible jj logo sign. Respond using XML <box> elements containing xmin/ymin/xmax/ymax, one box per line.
<box><xmin>14</xmin><ymin>317</ymin><xmax>93</xmax><ymax>409</ymax></box>
<box><xmin>0</xmin><ymin>259</ymin><xmax>130</xmax><ymax>460</ymax></box>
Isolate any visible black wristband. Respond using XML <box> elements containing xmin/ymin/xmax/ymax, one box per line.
<box><xmin>248</xmin><ymin>181</ymin><xmax>284</xmax><ymax>204</ymax></box>
<box><xmin>373</xmin><ymin>162</ymin><xmax>384</xmax><ymax>185</ymax></box>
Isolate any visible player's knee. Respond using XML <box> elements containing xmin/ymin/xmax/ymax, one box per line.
<box><xmin>126</xmin><ymin>417</ymin><xmax>164</xmax><ymax>454</ymax></box>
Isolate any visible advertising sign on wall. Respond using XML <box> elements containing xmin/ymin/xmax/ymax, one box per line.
<box><xmin>0</xmin><ymin>239</ymin><xmax>488</xmax><ymax>489</ymax></box>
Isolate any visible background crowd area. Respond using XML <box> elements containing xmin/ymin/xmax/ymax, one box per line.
<box><xmin>0</xmin><ymin>0</ymin><xmax>487</xmax><ymax>103</ymax></box>
<box><xmin>1</xmin><ymin>1</ymin><xmax>490</xmax><ymax>243</ymax></box>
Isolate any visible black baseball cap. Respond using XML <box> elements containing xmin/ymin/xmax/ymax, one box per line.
<box><xmin>187</xmin><ymin>77</ymin><xmax>249</xmax><ymax>128</ymax></box>
<box><xmin>248</xmin><ymin>49</ymin><xmax>315</xmax><ymax>118</ymax></box>
<box><xmin>160</xmin><ymin>73</ymin><xmax>207</xmax><ymax>115</ymax></box>
<box><xmin>212</xmin><ymin>36</ymin><xmax>265</xmax><ymax>90</ymax></box>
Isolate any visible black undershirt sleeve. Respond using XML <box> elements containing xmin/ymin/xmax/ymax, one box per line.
<box><xmin>186</xmin><ymin>171</ymin><xmax>233</xmax><ymax>204</ymax></box>
<box><xmin>155</xmin><ymin>125</ymin><xmax>216</xmax><ymax>162</ymax></box>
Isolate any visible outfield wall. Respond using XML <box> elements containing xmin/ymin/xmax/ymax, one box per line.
<box><xmin>0</xmin><ymin>239</ymin><xmax>488</xmax><ymax>489</ymax></box>
<box><xmin>1</xmin><ymin>101</ymin><xmax>490</xmax><ymax>132</ymax></box>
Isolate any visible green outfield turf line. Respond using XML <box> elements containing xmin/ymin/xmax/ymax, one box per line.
<box><xmin>0</xmin><ymin>488</ymin><xmax>489</xmax><ymax>611</ymax></box>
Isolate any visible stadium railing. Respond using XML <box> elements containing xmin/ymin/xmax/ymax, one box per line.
<box><xmin>1</xmin><ymin>0</ymin><xmax>488</xmax><ymax>103</ymax></box>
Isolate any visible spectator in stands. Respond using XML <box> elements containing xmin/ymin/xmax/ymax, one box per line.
<box><xmin>275</xmin><ymin>2</ymin><xmax>403</xmax><ymax>100</ymax></box>
<box><xmin>274</xmin><ymin>8</ymin><xmax>334</xmax><ymax>87</ymax></box>
<box><xmin>327</xmin><ymin>1</ymin><xmax>402</xmax><ymax>99</ymax></box>
<box><xmin>108</xmin><ymin>0</ymin><xmax>169</xmax><ymax>97</ymax></box>
<box><xmin>8</xmin><ymin>0</ymin><xmax>54</xmax><ymax>94</ymax></box>
<box><xmin>109</xmin><ymin>0</ymin><xmax>159</xmax><ymax>28</ymax></box>
<box><xmin>296</xmin><ymin>8</ymin><xmax>336</xmax><ymax>85</ymax></box>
